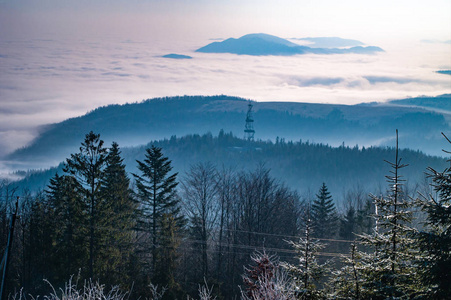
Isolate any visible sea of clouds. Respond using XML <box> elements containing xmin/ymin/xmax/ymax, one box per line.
<box><xmin>0</xmin><ymin>35</ymin><xmax>450</xmax><ymax>163</ymax></box>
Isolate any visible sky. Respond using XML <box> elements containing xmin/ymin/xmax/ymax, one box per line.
<box><xmin>0</xmin><ymin>0</ymin><xmax>450</xmax><ymax>159</ymax></box>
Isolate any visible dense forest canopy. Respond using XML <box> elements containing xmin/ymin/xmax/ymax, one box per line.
<box><xmin>10</xmin><ymin>132</ymin><xmax>447</xmax><ymax>201</ymax></box>
<box><xmin>1</xmin><ymin>131</ymin><xmax>450</xmax><ymax>299</ymax></box>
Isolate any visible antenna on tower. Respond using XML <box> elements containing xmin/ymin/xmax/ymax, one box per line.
<box><xmin>244</xmin><ymin>102</ymin><xmax>255</xmax><ymax>141</ymax></box>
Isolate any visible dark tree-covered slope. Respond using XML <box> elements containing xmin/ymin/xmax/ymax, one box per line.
<box><xmin>5</xmin><ymin>94</ymin><xmax>450</xmax><ymax>173</ymax></box>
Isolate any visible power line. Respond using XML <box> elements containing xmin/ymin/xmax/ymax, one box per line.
<box><xmin>220</xmin><ymin>227</ymin><xmax>357</xmax><ymax>244</ymax></box>
<box><xmin>183</xmin><ymin>238</ymin><xmax>348</xmax><ymax>258</ymax></box>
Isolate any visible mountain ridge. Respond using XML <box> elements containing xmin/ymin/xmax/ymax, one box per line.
<box><xmin>3</xmin><ymin>94</ymin><xmax>450</xmax><ymax>173</ymax></box>
<box><xmin>196</xmin><ymin>33</ymin><xmax>384</xmax><ymax>56</ymax></box>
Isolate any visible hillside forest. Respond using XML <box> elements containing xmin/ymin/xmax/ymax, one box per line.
<box><xmin>0</xmin><ymin>131</ymin><xmax>450</xmax><ymax>300</ymax></box>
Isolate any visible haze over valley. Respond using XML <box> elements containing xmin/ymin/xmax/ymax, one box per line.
<box><xmin>1</xmin><ymin>1</ymin><xmax>451</xmax><ymax>298</ymax></box>
<box><xmin>1</xmin><ymin>0</ymin><xmax>450</xmax><ymax>158</ymax></box>
<box><xmin>1</xmin><ymin>0</ymin><xmax>450</xmax><ymax>208</ymax></box>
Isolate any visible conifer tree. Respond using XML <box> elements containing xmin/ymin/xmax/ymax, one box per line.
<box><xmin>282</xmin><ymin>207</ymin><xmax>328</xmax><ymax>299</ymax></box>
<box><xmin>311</xmin><ymin>183</ymin><xmax>337</xmax><ymax>239</ymax></box>
<box><xmin>356</xmin><ymin>198</ymin><xmax>375</xmax><ymax>235</ymax></box>
<box><xmin>64</xmin><ymin>131</ymin><xmax>108</xmax><ymax>279</ymax></box>
<box><xmin>358</xmin><ymin>130</ymin><xmax>416</xmax><ymax>298</ymax></box>
<box><xmin>133</xmin><ymin>145</ymin><xmax>183</xmax><ymax>277</ymax></box>
<box><xmin>415</xmin><ymin>133</ymin><xmax>451</xmax><ymax>299</ymax></box>
<box><xmin>99</xmin><ymin>142</ymin><xmax>136</xmax><ymax>288</ymax></box>
<box><xmin>339</xmin><ymin>206</ymin><xmax>357</xmax><ymax>240</ymax></box>
<box><xmin>329</xmin><ymin>242</ymin><xmax>363</xmax><ymax>299</ymax></box>
<box><xmin>46</xmin><ymin>173</ymin><xmax>88</xmax><ymax>281</ymax></box>
<box><xmin>10</xmin><ymin>191</ymin><xmax>52</xmax><ymax>294</ymax></box>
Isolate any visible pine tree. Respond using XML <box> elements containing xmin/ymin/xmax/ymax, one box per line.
<box><xmin>26</xmin><ymin>193</ymin><xmax>54</xmax><ymax>293</ymax></box>
<box><xmin>358</xmin><ymin>130</ymin><xmax>416</xmax><ymax>298</ymax></box>
<box><xmin>133</xmin><ymin>145</ymin><xmax>183</xmax><ymax>278</ymax></box>
<box><xmin>282</xmin><ymin>207</ymin><xmax>328</xmax><ymax>299</ymax></box>
<box><xmin>356</xmin><ymin>198</ymin><xmax>375</xmax><ymax>235</ymax></box>
<box><xmin>46</xmin><ymin>173</ymin><xmax>88</xmax><ymax>282</ymax></box>
<box><xmin>414</xmin><ymin>133</ymin><xmax>451</xmax><ymax>299</ymax></box>
<box><xmin>311</xmin><ymin>183</ymin><xmax>337</xmax><ymax>239</ymax></box>
<box><xmin>64</xmin><ymin>131</ymin><xmax>108</xmax><ymax>279</ymax></box>
<box><xmin>329</xmin><ymin>242</ymin><xmax>363</xmax><ymax>299</ymax></box>
<box><xmin>99</xmin><ymin>142</ymin><xmax>136</xmax><ymax>288</ymax></box>
<box><xmin>339</xmin><ymin>206</ymin><xmax>357</xmax><ymax>240</ymax></box>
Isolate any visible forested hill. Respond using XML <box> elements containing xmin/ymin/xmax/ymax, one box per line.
<box><xmin>14</xmin><ymin>132</ymin><xmax>447</xmax><ymax>200</ymax></box>
<box><xmin>387</xmin><ymin>94</ymin><xmax>451</xmax><ymax>112</ymax></box>
<box><xmin>4</xmin><ymin>94</ymin><xmax>450</xmax><ymax>172</ymax></box>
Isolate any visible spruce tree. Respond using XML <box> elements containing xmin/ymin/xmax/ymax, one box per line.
<box><xmin>311</xmin><ymin>183</ymin><xmax>337</xmax><ymax>239</ymax></box>
<box><xmin>12</xmin><ymin>191</ymin><xmax>53</xmax><ymax>294</ymax></box>
<box><xmin>329</xmin><ymin>242</ymin><xmax>363</xmax><ymax>299</ymax></box>
<box><xmin>46</xmin><ymin>173</ymin><xmax>88</xmax><ymax>282</ymax></box>
<box><xmin>282</xmin><ymin>207</ymin><xmax>328</xmax><ymax>299</ymax></box>
<box><xmin>356</xmin><ymin>198</ymin><xmax>375</xmax><ymax>236</ymax></box>
<box><xmin>133</xmin><ymin>145</ymin><xmax>183</xmax><ymax>278</ymax></box>
<box><xmin>99</xmin><ymin>142</ymin><xmax>136</xmax><ymax>288</ymax></box>
<box><xmin>339</xmin><ymin>206</ymin><xmax>357</xmax><ymax>240</ymax></box>
<box><xmin>64</xmin><ymin>131</ymin><xmax>108</xmax><ymax>279</ymax></box>
<box><xmin>358</xmin><ymin>130</ymin><xmax>416</xmax><ymax>298</ymax></box>
<box><xmin>415</xmin><ymin>133</ymin><xmax>451</xmax><ymax>299</ymax></box>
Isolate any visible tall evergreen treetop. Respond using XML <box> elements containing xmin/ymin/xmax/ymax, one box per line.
<box><xmin>358</xmin><ymin>130</ymin><xmax>416</xmax><ymax>298</ymax></box>
<box><xmin>102</xmin><ymin>142</ymin><xmax>131</xmax><ymax>196</ymax></box>
<box><xmin>133</xmin><ymin>145</ymin><xmax>183</xmax><ymax>274</ymax></box>
<box><xmin>100</xmin><ymin>142</ymin><xmax>136</xmax><ymax>288</ymax></box>
<box><xmin>64</xmin><ymin>131</ymin><xmax>107</xmax><ymax>191</ymax></box>
<box><xmin>133</xmin><ymin>145</ymin><xmax>181</xmax><ymax>221</ymax></box>
<box><xmin>63</xmin><ymin>131</ymin><xmax>108</xmax><ymax>279</ymax></box>
<box><xmin>101</xmin><ymin>142</ymin><xmax>135</xmax><ymax>223</ymax></box>
<box><xmin>311</xmin><ymin>183</ymin><xmax>337</xmax><ymax>239</ymax></box>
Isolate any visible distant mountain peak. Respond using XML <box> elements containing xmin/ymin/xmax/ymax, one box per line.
<box><xmin>162</xmin><ymin>53</ymin><xmax>192</xmax><ymax>59</ymax></box>
<box><xmin>238</xmin><ymin>33</ymin><xmax>300</xmax><ymax>47</ymax></box>
<box><xmin>196</xmin><ymin>33</ymin><xmax>383</xmax><ymax>56</ymax></box>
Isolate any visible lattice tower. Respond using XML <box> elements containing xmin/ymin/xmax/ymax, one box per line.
<box><xmin>244</xmin><ymin>102</ymin><xmax>255</xmax><ymax>141</ymax></box>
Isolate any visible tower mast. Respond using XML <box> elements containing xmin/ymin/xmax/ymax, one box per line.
<box><xmin>244</xmin><ymin>102</ymin><xmax>255</xmax><ymax>141</ymax></box>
